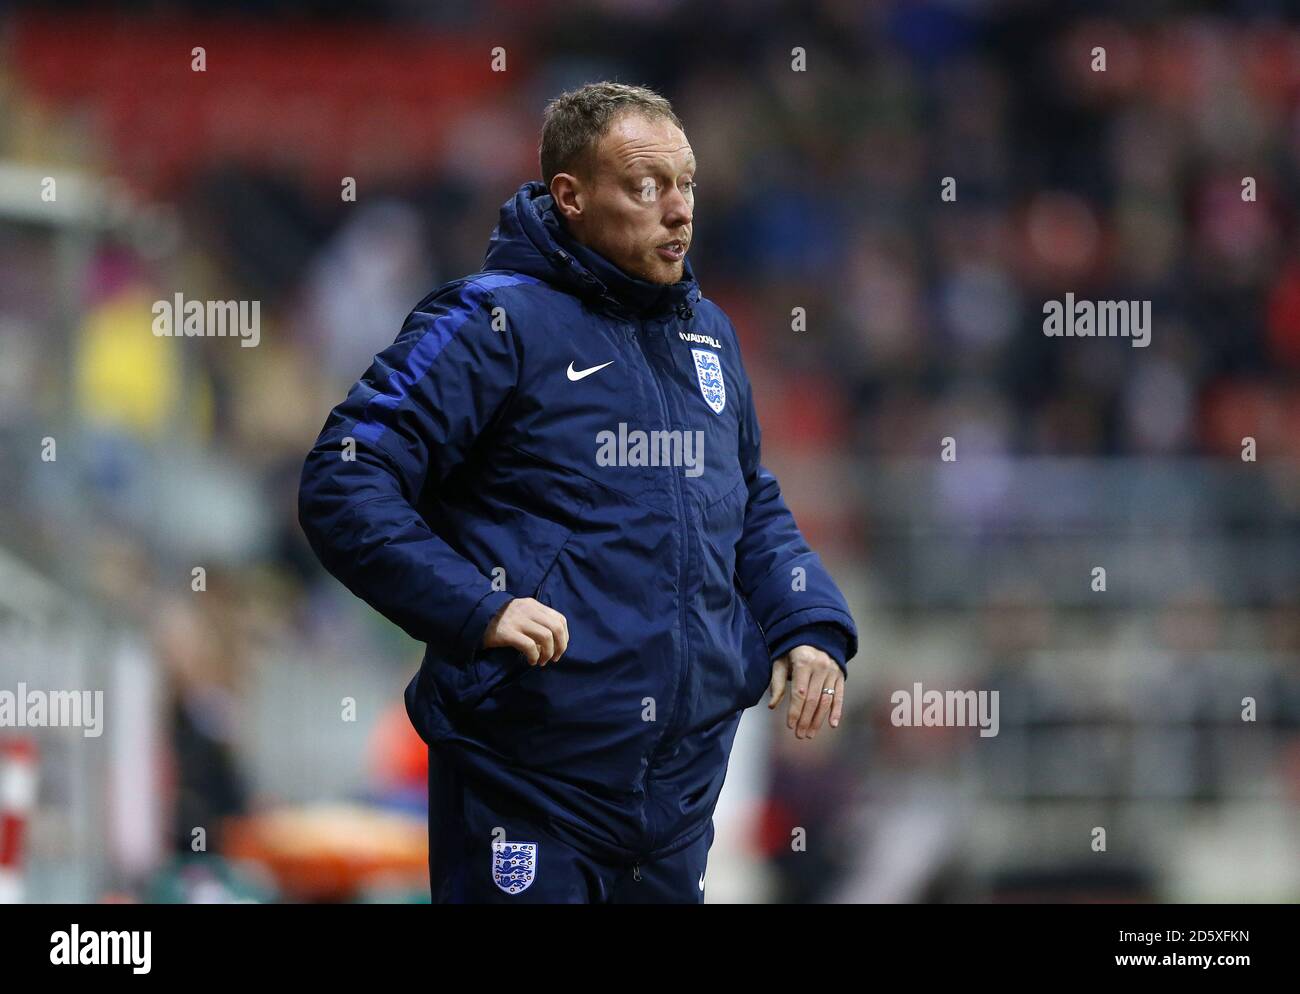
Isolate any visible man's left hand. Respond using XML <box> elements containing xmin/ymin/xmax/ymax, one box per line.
<box><xmin>768</xmin><ymin>645</ymin><xmax>844</xmax><ymax>738</ymax></box>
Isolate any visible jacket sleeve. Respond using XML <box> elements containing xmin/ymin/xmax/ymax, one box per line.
<box><xmin>732</xmin><ymin>351</ymin><xmax>859</xmax><ymax>677</ymax></box>
<box><xmin>297</xmin><ymin>278</ymin><xmax>520</xmax><ymax>661</ymax></box>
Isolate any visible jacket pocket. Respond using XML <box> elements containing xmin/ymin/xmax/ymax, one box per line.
<box><xmin>737</xmin><ymin>586</ymin><xmax>774</xmax><ymax>709</ymax></box>
<box><xmin>533</xmin><ymin>531</ymin><xmax>570</xmax><ymax>607</ymax></box>
<box><xmin>466</xmin><ymin>524</ymin><xmax>575</xmax><ymax>708</ymax></box>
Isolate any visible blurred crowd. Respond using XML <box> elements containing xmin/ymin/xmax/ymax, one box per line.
<box><xmin>0</xmin><ymin>1</ymin><xmax>1298</xmax><ymax>902</ymax></box>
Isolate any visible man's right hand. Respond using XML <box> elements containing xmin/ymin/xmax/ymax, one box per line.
<box><xmin>481</xmin><ymin>597</ymin><xmax>569</xmax><ymax>666</ymax></box>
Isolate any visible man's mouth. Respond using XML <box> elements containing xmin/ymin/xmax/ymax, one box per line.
<box><xmin>656</xmin><ymin>239</ymin><xmax>687</xmax><ymax>262</ymax></box>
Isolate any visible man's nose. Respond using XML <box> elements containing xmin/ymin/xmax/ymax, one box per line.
<box><xmin>662</xmin><ymin>185</ymin><xmax>692</xmax><ymax>227</ymax></box>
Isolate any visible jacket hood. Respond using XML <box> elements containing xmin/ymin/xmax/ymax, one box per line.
<box><xmin>483</xmin><ymin>180</ymin><xmax>701</xmax><ymax>321</ymax></box>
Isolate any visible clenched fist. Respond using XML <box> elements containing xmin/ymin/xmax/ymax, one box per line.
<box><xmin>482</xmin><ymin>597</ymin><xmax>569</xmax><ymax>666</ymax></box>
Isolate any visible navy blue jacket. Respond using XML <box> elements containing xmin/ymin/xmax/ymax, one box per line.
<box><xmin>299</xmin><ymin>180</ymin><xmax>857</xmax><ymax>863</ymax></box>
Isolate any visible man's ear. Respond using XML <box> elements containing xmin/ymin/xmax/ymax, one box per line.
<box><xmin>550</xmin><ymin>173</ymin><xmax>584</xmax><ymax>222</ymax></box>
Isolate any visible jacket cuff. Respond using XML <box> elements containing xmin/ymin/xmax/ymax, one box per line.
<box><xmin>454</xmin><ymin>589</ymin><xmax>516</xmax><ymax>664</ymax></box>
<box><xmin>769</xmin><ymin>624</ymin><xmax>851</xmax><ymax>677</ymax></box>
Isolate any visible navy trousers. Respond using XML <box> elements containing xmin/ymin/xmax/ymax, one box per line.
<box><xmin>427</xmin><ymin>745</ymin><xmax>713</xmax><ymax>904</ymax></box>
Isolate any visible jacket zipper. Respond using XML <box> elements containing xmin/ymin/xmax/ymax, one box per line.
<box><xmin>628</xmin><ymin>316</ymin><xmax>692</xmax><ymax>853</ymax></box>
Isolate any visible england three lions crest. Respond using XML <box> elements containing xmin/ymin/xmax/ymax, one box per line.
<box><xmin>491</xmin><ymin>840</ymin><xmax>537</xmax><ymax>895</ymax></box>
<box><xmin>691</xmin><ymin>349</ymin><xmax>726</xmax><ymax>415</ymax></box>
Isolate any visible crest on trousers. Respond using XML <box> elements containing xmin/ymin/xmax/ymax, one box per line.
<box><xmin>491</xmin><ymin>841</ymin><xmax>538</xmax><ymax>895</ymax></box>
<box><xmin>691</xmin><ymin>349</ymin><xmax>726</xmax><ymax>415</ymax></box>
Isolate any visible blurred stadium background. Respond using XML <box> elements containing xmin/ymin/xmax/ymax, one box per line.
<box><xmin>1</xmin><ymin>1</ymin><xmax>1298</xmax><ymax>903</ymax></box>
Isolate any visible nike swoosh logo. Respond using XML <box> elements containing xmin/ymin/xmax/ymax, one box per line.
<box><xmin>567</xmin><ymin>360</ymin><xmax>614</xmax><ymax>381</ymax></box>
<box><xmin>698</xmin><ymin>872</ymin><xmax>705</xmax><ymax>891</ymax></box>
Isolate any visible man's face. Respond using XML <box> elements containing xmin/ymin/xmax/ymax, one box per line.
<box><xmin>555</xmin><ymin>112</ymin><xmax>695</xmax><ymax>285</ymax></box>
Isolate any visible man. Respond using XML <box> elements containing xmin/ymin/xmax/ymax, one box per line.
<box><xmin>298</xmin><ymin>82</ymin><xmax>858</xmax><ymax>903</ymax></box>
